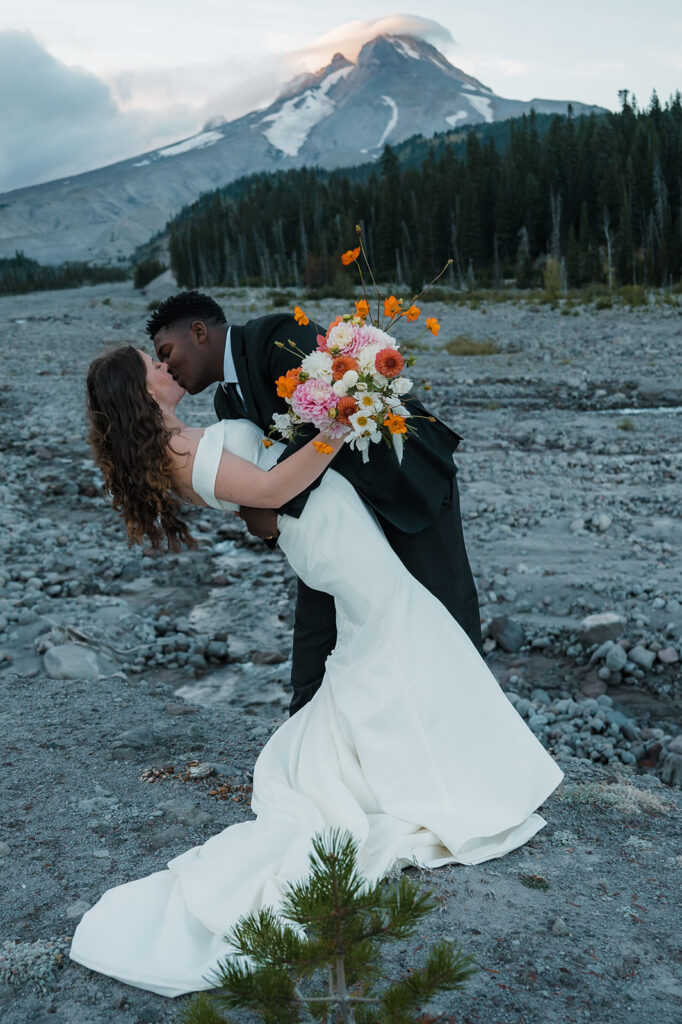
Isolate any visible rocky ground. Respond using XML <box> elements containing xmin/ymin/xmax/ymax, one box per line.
<box><xmin>1</xmin><ymin>281</ymin><xmax>681</xmax><ymax>1023</ymax></box>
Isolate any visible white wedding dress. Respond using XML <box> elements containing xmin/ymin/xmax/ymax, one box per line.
<box><xmin>70</xmin><ymin>419</ymin><xmax>564</xmax><ymax>997</ymax></box>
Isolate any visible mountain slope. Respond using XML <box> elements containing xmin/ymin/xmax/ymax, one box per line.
<box><xmin>0</xmin><ymin>34</ymin><xmax>605</xmax><ymax>264</ymax></box>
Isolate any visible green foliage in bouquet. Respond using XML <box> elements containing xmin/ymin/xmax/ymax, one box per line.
<box><xmin>181</xmin><ymin>829</ymin><xmax>476</xmax><ymax>1024</ymax></box>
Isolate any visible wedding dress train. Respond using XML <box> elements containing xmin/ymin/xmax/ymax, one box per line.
<box><xmin>69</xmin><ymin>419</ymin><xmax>564</xmax><ymax>996</ymax></box>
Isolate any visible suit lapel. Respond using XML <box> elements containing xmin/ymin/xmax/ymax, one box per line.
<box><xmin>229</xmin><ymin>325</ymin><xmax>261</xmax><ymax>424</ymax></box>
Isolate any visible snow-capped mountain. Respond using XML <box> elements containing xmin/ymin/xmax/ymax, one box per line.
<box><xmin>0</xmin><ymin>34</ymin><xmax>604</xmax><ymax>264</ymax></box>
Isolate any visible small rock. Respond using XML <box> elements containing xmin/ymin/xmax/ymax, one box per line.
<box><xmin>148</xmin><ymin>824</ymin><xmax>187</xmax><ymax>849</ymax></box>
<box><xmin>604</xmin><ymin>709</ymin><xmax>640</xmax><ymax>739</ymax></box>
<box><xmin>605</xmin><ymin>645</ymin><xmax>627</xmax><ymax>671</ymax></box>
<box><xmin>186</xmin><ymin>763</ymin><xmax>214</xmax><ymax>780</ymax></box>
<box><xmin>110</xmin><ymin>726</ymin><xmax>156</xmax><ymax>760</ymax></box>
<box><xmin>569</xmin><ymin>518</ymin><xmax>585</xmax><ymax>533</ymax></box>
<box><xmin>657</xmin><ymin>646</ymin><xmax>679</xmax><ymax>665</ymax></box>
<box><xmin>489</xmin><ymin>616</ymin><xmax>525</xmax><ymax>653</ymax></box>
<box><xmin>0</xmin><ymin>841</ymin><xmax>10</xmax><ymax>859</ymax></box>
<box><xmin>159</xmin><ymin>798</ymin><xmax>211</xmax><ymax>826</ymax></box>
<box><xmin>65</xmin><ymin>899</ymin><xmax>92</xmax><ymax>920</ymax></box>
<box><xmin>628</xmin><ymin>645</ymin><xmax>656</xmax><ymax>670</ymax></box>
<box><xmin>668</xmin><ymin>735</ymin><xmax>682</xmax><ymax>755</ymax></box>
<box><xmin>659</xmin><ymin>752</ymin><xmax>682</xmax><ymax>788</ymax></box>
<box><xmin>251</xmin><ymin>650</ymin><xmax>288</xmax><ymax>665</ymax></box>
<box><xmin>44</xmin><ymin>643</ymin><xmax>102</xmax><ymax>680</ymax></box>
<box><xmin>578</xmin><ymin>612</ymin><xmax>626</xmax><ymax>645</ymax></box>
<box><xmin>550</xmin><ymin>916</ymin><xmax>569</xmax><ymax>936</ymax></box>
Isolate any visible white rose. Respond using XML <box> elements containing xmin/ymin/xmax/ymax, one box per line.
<box><xmin>391</xmin><ymin>376</ymin><xmax>413</xmax><ymax>395</ymax></box>
<box><xmin>342</xmin><ymin>369</ymin><xmax>359</xmax><ymax>389</ymax></box>
<box><xmin>332</xmin><ymin>379</ymin><xmax>348</xmax><ymax>396</ymax></box>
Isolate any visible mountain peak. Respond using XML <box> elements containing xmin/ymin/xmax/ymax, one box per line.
<box><xmin>0</xmin><ymin>29</ymin><xmax>607</xmax><ymax>263</ymax></box>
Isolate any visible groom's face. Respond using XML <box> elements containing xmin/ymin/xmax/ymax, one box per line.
<box><xmin>153</xmin><ymin>319</ymin><xmax>218</xmax><ymax>395</ymax></box>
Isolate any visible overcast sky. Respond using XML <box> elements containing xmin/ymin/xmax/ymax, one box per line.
<box><xmin>1</xmin><ymin>2</ymin><xmax>680</xmax><ymax>193</ymax></box>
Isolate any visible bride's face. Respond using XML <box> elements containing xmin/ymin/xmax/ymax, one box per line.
<box><xmin>138</xmin><ymin>350</ymin><xmax>186</xmax><ymax>406</ymax></box>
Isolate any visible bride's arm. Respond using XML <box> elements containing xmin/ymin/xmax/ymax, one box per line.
<box><xmin>171</xmin><ymin>432</ymin><xmax>344</xmax><ymax>509</ymax></box>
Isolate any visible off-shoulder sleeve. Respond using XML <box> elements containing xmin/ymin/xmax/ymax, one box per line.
<box><xmin>191</xmin><ymin>422</ymin><xmax>239</xmax><ymax>512</ymax></box>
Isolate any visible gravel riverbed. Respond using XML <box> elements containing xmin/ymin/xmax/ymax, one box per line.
<box><xmin>1</xmin><ymin>282</ymin><xmax>681</xmax><ymax>1023</ymax></box>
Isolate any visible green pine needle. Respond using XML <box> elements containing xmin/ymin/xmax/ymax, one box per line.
<box><xmin>181</xmin><ymin>830</ymin><xmax>476</xmax><ymax>1024</ymax></box>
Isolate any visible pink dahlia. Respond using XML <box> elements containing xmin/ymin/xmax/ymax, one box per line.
<box><xmin>290</xmin><ymin>377</ymin><xmax>338</xmax><ymax>428</ymax></box>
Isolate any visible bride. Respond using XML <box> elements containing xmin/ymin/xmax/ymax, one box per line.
<box><xmin>70</xmin><ymin>344</ymin><xmax>564</xmax><ymax>997</ymax></box>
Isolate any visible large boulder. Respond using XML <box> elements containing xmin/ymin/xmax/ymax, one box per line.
<box><xmin>43</xmin><ymin>643</ymin><xmax>101</xmax><ymax>680</ymax></box>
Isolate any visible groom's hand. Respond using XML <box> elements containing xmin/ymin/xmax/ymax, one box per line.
<box><xmin>236</xmin><ymin>507</ymin><xmax>280</xmax><ymax>546</ymax></box>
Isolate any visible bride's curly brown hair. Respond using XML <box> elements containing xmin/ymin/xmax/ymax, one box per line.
<box><xmin>86</xmin><ymin>345</ymin><xmax>196</xmax><ymax>551</ymax></box>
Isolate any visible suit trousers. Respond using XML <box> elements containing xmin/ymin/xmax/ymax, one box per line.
<box><xmin>288</xmin><ymin>474</ymin><xmax>483</xmax><ymax>715</ymax></box>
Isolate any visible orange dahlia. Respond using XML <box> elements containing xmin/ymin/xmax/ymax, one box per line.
<box><xmin>331</xmin><ymin>354</ymin><xmax>360</xmax><ymax>381</ymax></box>
<box><xmin>336</xmin><ymin>395</ymin><xmax>359</xmax><ymax>425</ymax></box>
<box><xmin>375</xmin><ymin>347</ymin><xmax>404</xmax><ymax>378</ymax></box>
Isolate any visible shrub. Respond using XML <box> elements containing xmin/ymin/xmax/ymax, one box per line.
<box><xmin>443</xmin><ymin>335</ymin><xmax>501</xmax><ymax>356</ymax></box>
<box><xmin>181</xmin><ymin>830</ymin><xmax>476</xmax><ymax>1024</ymax></box>
<box><xmin>618</xmin><ymin>284</ymin><xmax>647</xmax><ymax>308</ymax></box>
<box><xmin>267</xmin><ymin>289</ymin><xmax>295</xmax><ymax>308</ymax></box>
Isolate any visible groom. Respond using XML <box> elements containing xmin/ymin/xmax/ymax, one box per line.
<box><xmin>148</xmin><ymin>290</ymin><xmax>482</xmax><ymax>713</ymax></box>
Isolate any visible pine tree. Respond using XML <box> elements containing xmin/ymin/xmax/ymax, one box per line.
<box><xmin>181</xmin><ymin>830</ymin><xmax>476</xmax><ymax>1024</ymax></box>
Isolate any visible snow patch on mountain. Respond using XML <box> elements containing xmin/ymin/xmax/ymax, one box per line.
<box><xmin>446</xmin><ymin>111</ymin><xmax>468</xmax><ymax>127</ymax></box>
<box><xmin>466</xmin><ymin>94</ymin><xmax>494</xmax><ymax>122</ymax></box>
<box><xmin>391</xmin><ymin>37</ymin><xmax>421</xmax><ymax>60</ymax></box>
<box><xmin>261</xmin><ymin>65</ymin><xmax>353</xmax><ymax>157</ymax></box>
<box><xmin>377</xmin><ymin>96</ymin><xmax>399</xmax><ymax>148</ymax></box>
<box><xmin>157</xmin><ymin>131</ymin><xmax>224</xmax><ymax>158</ymax></box>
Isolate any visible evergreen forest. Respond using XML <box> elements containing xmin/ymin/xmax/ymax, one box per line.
<box><xmin>166</xmin><ymin>93</ymin><xmax>682</xmax><ymax>294</ymax></box>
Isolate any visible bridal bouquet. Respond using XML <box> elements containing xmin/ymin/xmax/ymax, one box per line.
<box><xmin>270</xmin><ymin>229</ymin><xmax>444</xmax><ymax>463</ymax></box>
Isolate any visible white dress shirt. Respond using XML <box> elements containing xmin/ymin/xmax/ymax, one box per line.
<box><xmin>221</xmin><ymin>327</ymin><xmax>244</xmax><ymax>400</ymax></box>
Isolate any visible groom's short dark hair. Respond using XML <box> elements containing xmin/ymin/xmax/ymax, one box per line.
<box><xmin>146</xmin><ymin>291</ymin><xmax>227</xmax><ymax>337</ymax></box>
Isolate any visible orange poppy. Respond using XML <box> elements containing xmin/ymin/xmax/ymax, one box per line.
<box><xmin>385</xmin><ymin>412</ymin><xmax>408</xmax><ymax>435</ymax></box>
<box><xmin>294</xmin><ymin>306</ymin><xmax>309</xmax><ymax>326</ymax></box>
<box><xmin>383</xmin><ymin>295</ymin><xmax>402</xmax><ymax>318</ymax></box>
<box><xmin>354</xmin><ymin>299</ymin><xmax>369</xmax><ymax>319</ymax></box>
<box><xmin>275</xmin><ymin>367</ymin><xmax>301</xmax><ymax>399</ymax></box>
<box><xmin>341</xmin><ymin>247</ymin><xmax>361</xmax><ymax>266</ymax></box>
<box><xmin>313</xmin><ymin>440</ymin><xmax>334</xmax><ymax>454</ymax></box>
<box><xmin>425</xmin><ymin>317</ymin><xmax>440</xmax><ymax>336</ymax></box>
<box><xmin>405</xmin><ymin>304</ymin><xmax>420</xmax><ymax>322</ymax></box>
